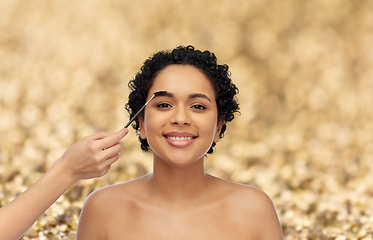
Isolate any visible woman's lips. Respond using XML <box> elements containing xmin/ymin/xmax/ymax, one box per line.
<box><xmin>166</xmin><ymin>136</ymin><xmax>194</xmax><ymax>141</ymax></box>
<box><xmin>164</xmin><ymin>136</ymin><xmax>196</xmax><ymax>147</ymax></box>
<box><xmin>163</xmin><ymin>132</ymin><xmax>197</xmax><ymax>147</ymax></box>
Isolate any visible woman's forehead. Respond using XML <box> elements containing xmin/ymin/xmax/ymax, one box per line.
<box><xmin>150</xmin><ymin>65</ymin><xmax>215</xmax><ymax>97</ymax></box>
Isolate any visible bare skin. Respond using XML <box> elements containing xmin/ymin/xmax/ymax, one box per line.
<box><xmin>76</xmin><ymin>65</ymin><xmax>283</xmax><ymax>239</ymax></box>
<box><xmin>0</xmin><ymin>128</ymin><xmax>128</xmax><ymax>240</ymax></box>
<box><xmin>77</xmin><ymin>172</ymin><xmax>282</xmax><ymax>240</ymax></box>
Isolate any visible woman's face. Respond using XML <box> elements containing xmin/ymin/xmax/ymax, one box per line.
<box><xmin>139</xmin><ymin>64</ymin><xmax>222</xmax><ymax>167</ymax></box>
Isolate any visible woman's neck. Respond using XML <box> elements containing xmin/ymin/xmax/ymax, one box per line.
<box><xmin>145</xmin><ymin>156</ymin><xmax>211</xmax><ymax>205</ymax></box>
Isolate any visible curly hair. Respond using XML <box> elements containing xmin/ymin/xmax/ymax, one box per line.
<box><xmin>125</xmin><ymin>45</ymin><xmax>240</xmax><ymax>154</ymax></box>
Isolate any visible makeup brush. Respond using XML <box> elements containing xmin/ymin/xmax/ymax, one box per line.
<box><xmin>124</xmin><ymin>91</ymin><xmax>167</xmax><ymax>129</ymax></box>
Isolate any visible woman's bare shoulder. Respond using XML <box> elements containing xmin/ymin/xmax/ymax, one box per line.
<box><xmin>210</xmin><ymin>176</ymin><xmax>283</xmax><ymax>239</ymax></box>
<box><xmin>228</xmin><ymin>181</ymin><xmax>274</xmax><ymax>208</ymax></box>
<box><xmin>76</xmin><ymin>176</ymin><xmax>149</xmax><ymax>239</ymax></box>
<box><xmin>209</xmin><ymin>175</ymin><xmax>272</xmax><ymax>203</ymax></box>
<box><xmin>82</xmin><ymin>175</ymin><xmax>148</xmax><ymax>211</ymax></box>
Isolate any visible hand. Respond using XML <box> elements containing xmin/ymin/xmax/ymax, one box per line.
<box><xmin>56</xmin><ymin>128</ymin><xmax>129</xmax><ymax>182</ymax></box>
<box><xmin>0</xmin><ymin>128</ymin><xmax>129</xmax><ymax>240</ymax></box>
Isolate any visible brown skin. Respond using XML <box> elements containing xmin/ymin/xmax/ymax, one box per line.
<box><xmin>76</xmin><ymin>65</ymin><xmax>283</xmax><ymax>240</ymax></box>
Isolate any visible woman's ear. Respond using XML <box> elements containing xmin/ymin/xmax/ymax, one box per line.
<box><xmin>139</xmin><ymin>116</ymin><xmax>146</xmax><ymax>140</ymax></box>
<box><xmin>213</xmin><ymin>120</ymin><xmax>224</xmax><ymax>142</ymax></box>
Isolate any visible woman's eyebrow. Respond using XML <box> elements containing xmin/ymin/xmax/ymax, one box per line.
<box><xmin>154</xmin><ymin>91</ymin><xmax>173</xmax><ymax>98</ymax></box>
<box><xmin>189</xmin><ymin>93</ymin><xmax>211</xmax><ymax>102</ymax></box>
<box><xmin>153</xmin><ymin>92</ymin><xmax>211</xmax><ymax>102</ymax></box>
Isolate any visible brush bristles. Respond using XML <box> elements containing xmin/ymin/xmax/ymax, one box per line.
<box><xmin>154</xmin><ymin>91</ymin><xmax>167</xmax><ymax>96</ymax></box>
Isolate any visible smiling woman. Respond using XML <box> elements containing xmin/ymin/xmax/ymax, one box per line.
<box><xmin>126</xmin><ymin>45</ymin><xmax>240</xmax><ymax>154</ymax></box>
<box><xmin>139</xmin><ymin>64</ymin><xmax>222</xmax><ymax>167</ymax></box>
<box><xmin>76</xmin><ymin>46</ymin><xmax>284</xmax><ymax>240</ymax></box>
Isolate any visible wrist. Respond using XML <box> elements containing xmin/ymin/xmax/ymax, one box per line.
<box><xmin>51</xmin><ymin>156</ymin><xmax>79</xmax><ymax>186</ymax></box>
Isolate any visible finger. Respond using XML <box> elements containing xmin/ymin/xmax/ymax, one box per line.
<box><xmin>100</xmin><ymin>164</ymin><xmax>113</xmax><ymax>177</ymax></box>
<box><xmin>84</xmin><ymin>131</ymin><xmax>112</xmax><ymax>141</ymax></box>
<box><xmin>97</xmin><ymin>154</ymin><xmax>119</xmax><ymax>177</ymax></box>
<box><xmin>88</xmin><ymin>142</ymin><xmax>121</xmax><ymax>167</ymax></box>
<box><xmin>106</xmin><ymin>153</ymin><xmax>120</xmax><ymax>166</ymax></box>
<box><xmin>103</xmin><ymin>142</ymin><xmax>122</xmax><ymax>156</ymax></box>
<box><xmin>98</xmin><ymin>128</ymin><xmax>128</xmax><ymax>149</ymax></box>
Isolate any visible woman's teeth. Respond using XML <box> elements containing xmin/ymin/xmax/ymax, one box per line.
<box><xmin>167</xmin><ymin>136</ymin><xmax>193</xmax><ymax>141</ymax></box>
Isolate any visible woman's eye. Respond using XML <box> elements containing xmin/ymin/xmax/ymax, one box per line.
<box><xmin>157</xmin><ymin>103</ymin><xmax>171</xmax><ymax>108</ymax></box>
<box><xmin>191</xmin><ymin>104</ymin><xmax>206</xmax><ymax>110</ymax></box>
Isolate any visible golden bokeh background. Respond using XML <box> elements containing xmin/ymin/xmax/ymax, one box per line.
<box><xmin>1</xmin><ymin>0</ymin><xmax>373</xmax><ymax>239</ymax></box>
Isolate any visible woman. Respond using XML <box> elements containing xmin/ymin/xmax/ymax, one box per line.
<box><xmin>0</xmin><ymin>128</ymin><xmax>128</xmax><ymax>240</ymax></box>
<box><xmin>76</xmin><ymin>46</ymin><xmax>283</xmax><ymax>239</ymax></box>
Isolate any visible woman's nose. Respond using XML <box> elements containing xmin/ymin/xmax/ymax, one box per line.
<box><xmin>171</xmin><ymin>107</ymin><xmax>191</xmax><ymax>125</ymax></box>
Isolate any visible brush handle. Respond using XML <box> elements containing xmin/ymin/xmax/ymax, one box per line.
<box><xmin>124</xmin><ymin>94</ymin><xmax>155</xmax><ymax>128</ymax></box>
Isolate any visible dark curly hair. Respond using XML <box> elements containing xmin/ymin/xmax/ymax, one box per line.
<box><xmin>125</xmin><ymin>45</ymin><xmax>240</xmax><ymax>154</ymax></box>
